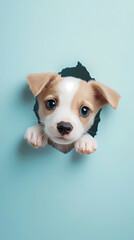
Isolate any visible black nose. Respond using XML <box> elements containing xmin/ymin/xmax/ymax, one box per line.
<box><xmin>57</xmin><ymin>121</ymin><xmax>73</xmax><ymax>135</ymax></box>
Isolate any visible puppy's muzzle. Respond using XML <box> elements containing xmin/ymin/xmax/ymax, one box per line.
<box><xmin>57</xmin><ymin>121</ymin><xmax>73</xmax><ymax>136</ymax></box>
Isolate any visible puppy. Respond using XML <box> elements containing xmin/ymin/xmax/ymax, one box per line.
<box><xmin>25</xmin><ymin>73</ymin><xmax>120</xmax><ymax>154</ymax></box>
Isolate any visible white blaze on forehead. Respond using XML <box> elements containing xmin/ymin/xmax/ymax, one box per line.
<box><xmin>58</xmin><ymin>77</ymin><xmax>80</xmax><ymax>106</ymax></box>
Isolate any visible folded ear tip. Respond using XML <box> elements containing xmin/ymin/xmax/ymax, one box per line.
<box><xmin>26</xmin><ymin>74</ymin><xmax>38</xmax><ymax>96</ymax></box>
<box><xmin>113</xmin><ymin>94</ymin><xmax>121</xmax><ymax>109</ymax></box>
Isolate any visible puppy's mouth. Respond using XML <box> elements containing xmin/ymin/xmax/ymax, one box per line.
<box><xmin>55</xmin><ymin>136</ymin><xmax>71</xmax><ymax>141</ymax></box>
<box><xmin>52</xmin><ymin>135</ymin><xmax>74</xmax><ymax>144</ymax></box>
<box><xmin>56</xmin><ymin>136</ymin><xmax>66</xmax><ymax>140</ymax></box>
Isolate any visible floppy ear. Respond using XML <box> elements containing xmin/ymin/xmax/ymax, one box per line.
<box><xmin>26</xmin><ymin>73</ymin><xmax>60</xmax><ymax>96</ymax></box>
<box><xmin>89</xmin><ymin>81</ymin><xmax>120</xmax><ymax>109</ymax></box>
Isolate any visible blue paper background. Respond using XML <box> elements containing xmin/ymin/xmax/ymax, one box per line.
<box><xmin>1</xmin><ymin>0</ymin><xmax>134</xmax><ymax>239</ymax></box>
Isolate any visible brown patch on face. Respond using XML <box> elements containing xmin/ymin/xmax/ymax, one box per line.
<box><xmin>71</xmin><ymin>80</ymin><xmax>101</xmax><ymax>129</ymax></box>
<box><xmin>71</xmin><ymin>79</ymin><xmax>120</xmax><ymax>130</ymax></box>
<box><xmin>37</xmin><ymin>76</ymin><xmax>63</xmax><ymax>119</ymax></box>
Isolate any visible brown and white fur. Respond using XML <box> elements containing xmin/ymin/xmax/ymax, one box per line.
<box><xmin>25</xmin><ymin>73</ymin><xmax>120</xmax><ymax>154</ymax></box>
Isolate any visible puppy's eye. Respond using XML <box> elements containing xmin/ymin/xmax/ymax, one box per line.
<box><xmin>80</xmin><ymin>106</ymin><xmax>90</xmax><ymax>117</ymax></box>
<box><xmin>46</xmin><ymin>99</ymin><xmax>56</xmax><ymax>110</ymax></box>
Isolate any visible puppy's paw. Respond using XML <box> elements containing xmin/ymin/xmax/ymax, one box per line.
<box><xmin>25</xmin><ymin>125</ymin><xmax>47</xmax><ymax>148</ymax></box>
<box><xmin>74</xmin><ymin>134</ymin><xmax>97</xmax><ymax>155</ymax></box>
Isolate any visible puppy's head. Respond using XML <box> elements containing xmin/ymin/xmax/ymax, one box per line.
<box><xmin>27</xmin><ymin>73</ymin><xmax>120</xmax><ymax>145</ymax></box>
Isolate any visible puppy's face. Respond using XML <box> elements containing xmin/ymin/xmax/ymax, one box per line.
<box><xmin>38</xmin><ymin>77</ymin><xmax>97</xmax><ymax>144</ymax></box>
<box><xmin>27</xmin><ymin>73</ymin><xmax>120</xmax><ymax>145</ymax></box>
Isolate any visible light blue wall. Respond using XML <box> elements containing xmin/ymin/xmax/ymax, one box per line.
<box><xmin>1</xmin><ymin>0</ymin><xmax>134</xmax><ymax>239</ymax></box>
